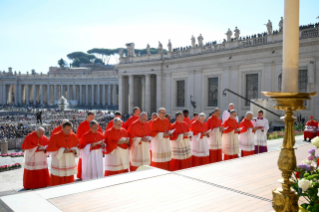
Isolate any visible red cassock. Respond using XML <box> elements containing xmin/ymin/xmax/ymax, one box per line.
<box><xmin>76</xmin><ymin>120</ymin><xmax>102</xmax><ymax>179</ymax></box>
<box><xmin>304</xmin><ymin>120</ymin><xmax>318</xmax><ymax>140</ymax></box>
<box><xmin>190</xmin><ymin>121</ymin><xmax>210</xmax><ymax>167</ymax></box>
<box><xmin>222</xmin><ymin>118</ymin><xmax>240</xmax><ymax>160</ymax></box>
<box><xmin>239</xmin><ymin>118</ymin><xmax>255</xmax><ymax>157</ymax></box>
<box><xmin>51</xmin><ymin>125</ymin><xmax>73</xmax><ymax>136</ymax></box>
<box><xmin>79</xmin><ymin>131</ymin><xmax>105</xmax><ymax>150</ymax></box>
<box><xmin>47</xmin><ymin>131</ymin><xmax>79</xmax><ymax>186</ymax></box>
<box><xmin>127</xmin><ymin>120</ymin><xmax>151</xmax><ymax>171</ymax></box>
<box><xmin>191</xmin><ymin>118</ymin><xmax>197</xmax><ymax>123</ymax></box>
<box><xmin>21</xmin><ymin>131</ymin><xmax>50</xmax><ymax>189</ymax></box>
<box><xmin>147</xmin><ymin>120</ymin><xmax>155</xmax><ymax>158</ymax></box>
<box><xmin>183</xmin><ymin>117</ymin><xmax>192</xmax><ymax>127</ymax></box>
<box><xmin>206</xmin><ymin>115</ymin><xmax>222</xmax><ymax>163</ymax></box>
<box><xmin>104</xmin><ymin>128</ymin><xmax>129</xmax><ymax>176</ymax></box>
<box><xmin>150</xmin><ymin>118</ymin><xmax>172</xmax><ymax>171</ymax></box>
<box><xmin>170</xmin><ymin>121</ymin><xmax>192</xmax><ymax>171</ymax></box>
<box><xmin>105</xmin><ymin>119</ymin><xmax>114</xmax><ymax>131</ymax></box>
<box><xmin>122</xmin><ymin>115</ymin><xmax>139</xmax><ymax>130</ymax></box>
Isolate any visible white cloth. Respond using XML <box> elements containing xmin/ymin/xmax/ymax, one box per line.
<box><xmin>151</xmin><ymin>133</ymin><xmax>172</xmax><ymax>162</ymax></box>
<box><xmin>191</xmin><ymin>135</ymin><xmax>209</xmax><ymax>157</ymax></box>
<box><xmin>305</xmin><ymin>125</ymin><xmax>317</xmax><ymax>133</ymax></box>
<box><xmin>130</xmin><ymin>137</ymin><xmax>151</xmax><ymax>167</ymax></box>
<box><xmin>82</xmin><ymin>142</ymin><xmax>104</xmax><ymax>180</ymax></box>
<box><xmin>104</xmin><ymin>146</ymin><xmax>129</xmax><ymax>171</ymax></box>
<box><xmin>50</xmin><ymin>147</ymin><xmax>79</xmax><ymax>177</ymax></box>
<box><xmin>170</xmin><ymin>134</ymin><xmax>192</xmax><ymax>160</ymax></box>
<box><xmin>222</xmin><ymin>110</ymin><xmax>239</xmax><ymax>124</ymax></box>
<box><xmin>208</xmin><ymin>128</ymin><xmax>222</xmax><ymax>150</ymax></box>
<box><xmin>24</xmin><ymin>147</ymin><xmax>48</xmax><ymax>170</ymax></box>
<box><xmin>252</xmin><ymin>118</ymin><xmax>269</xmax><ymax>147</ymax></box>
<box><xmin>238</xmin><ymin>128</ymin><xmax>255</xmax><ymax>151</ymax></box>
<box><xmin>222</xmin><ymin>131</ymin><xmax>239</xmax><ymax>155</ymax></box>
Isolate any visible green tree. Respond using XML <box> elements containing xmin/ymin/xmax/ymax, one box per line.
<box><xmin>58</xmin><ymin>58</ymin><xmax>65</xmax><ymax>68</ymax></box>
<box><xmin>94</xmin><ymin>58</ymin><xmax>104</xmax><ymax>64</ymax></box>
<box><xmin>67</xmin><ymin>52</ymin><xmax>96</xmax><ymax>61</ymax></box>
<box><xmin>72</xmin><ymin>59</ymin><xmax>81</xmax><ymax>67</ymax></box>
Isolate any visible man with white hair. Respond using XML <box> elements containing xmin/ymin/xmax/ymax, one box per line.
<box><xmin>51</xmin><ymin>119</ymin><xmax>70</xmax><ymax>135</ymax></box>
<box><xmin>79</xmin><ymin>120</ymin><xmax>105</xmax><ymax>180</ymax></box>
<box><xmin>104</xmin><ymin>117</ymin><xmax>130</xmax><ymax>176</ymax></box>
<box><xmin>170</xmin><ymin>112</ymin><xmax>192</xmax><ymax>171</ymax></box>
<box><xmin>206</xmin><ymin>108</ymin><xmax>224</xmax><ymax>163</ymax></box>
<box><xmin>239</xmin><ymin>111</ymin><xmax>257</xmax><ymax>157</ymax></box>
<box><xmin>222</xmin><ymin>109</ymin><xmax>240</xmax><ymax>160</ymax></box>
<box><xmin>190</xmin><ymin>112</ymin><xmax>210</xmax><ymax>167</ymax></box>
<box><xmin>21</xmin><ymin>127</ymin><xmax>50</xmax><ymax>189</ymax></box>
<box><xmin>149</xmin><ymin>107</ymin><xmax>172</xmax><ymax>171</ymax></box>
<box><xmin>127</xmin><ymin>112</ymin><xmax>152</xmax><ymax>171</ymax></box>
<box><xmin>253</xmin><ymin>110</ymin><xmax>269</xmax><ymax>154</ymax></box>
<box><xmin>222</xmin><ymin>103</ymin><xmax>239</xmax><ymax>123</ymax></box>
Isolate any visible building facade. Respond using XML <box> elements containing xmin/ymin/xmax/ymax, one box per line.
<box><xmin>0</xmin><ymin>66</ymin><xmax>119</xmax><ymax>107</ymax></box>
<box><xmin>116</xmin><ymin>23</ymin><xmax>319</xmax><ymax>119</ymax></box>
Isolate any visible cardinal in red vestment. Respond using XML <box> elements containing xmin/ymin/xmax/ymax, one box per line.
<box><xmin>239</xmin><ymin>112</ymin><xmax>257</xmax><ymax>157</ymax></box>
<box><xmin>104</xmin><ymin>118</ymin><xmax>130</xmax><ymax>176</ymax></box>
<box><xmin>51</xmin><ymin>119</ymin><xmax>71</xmax><ymax>136</ymax></box>
<box><xmin>47</xmin><ymin>121</ymin><xmax>80</xmax><ymax>186</ymax></box>
<box><xmin>22</xmin><ymin>127</ymin><xmax>50</xmax><ymax>189</ymax></box>
<box><xmin>222</xmin><ymin>110</ymin><xmax>240</xmax><ymax>160</ymax></box>
<box><xmin>150</xmin><ymin>108</ymin><xmax>172</xmax><ymax>171</ymax></box>
<box><xmin>170</xmin><ymin>112</ymin><xmax>192</xmax><ymax>171</ymax></box>
<box><xmin>304</xmin><ymin>115</ymin><xmax>318</xmax><ymax>141</ymax></box>
<box><xmin>183</xmin><ymin>109</ymin><xmax>192</xmax><ymax>127</ymax></box>
<box><xmin>122</xmin><ymin>107</ymin><xmax>140</xmax><ymax>130</ymax></box>
<box><xmin>105</xmin><ymin>111</ymin><xmax>122</xmax><ymax>131</ymax></box>
<box><xmin>76</xmin><ymin>112</ymin><xmax>102</xmax><ymax>179</ymax></box>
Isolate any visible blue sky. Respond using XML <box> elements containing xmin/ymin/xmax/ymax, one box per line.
<box><xmin>1</xmin><ymin>0</ymin><xmax>318</xmax><ymax>73</ymax></box>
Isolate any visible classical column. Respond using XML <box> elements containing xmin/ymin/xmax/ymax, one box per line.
<box><xmin>128</xmin><ymin>75</ymin><xmax>134</xmax><ymax>113</ymax></box>
<box><xmin>263</xmin><ymin>62</ymin><xmax>273</xmax><ymax>93</ymax></box>
<box><xmin>3</xmin><ymin>84</ymin><xmax>6</xmax><ymax>105</ymax></box>
<box><xmin>281</xmin><ymin>0</ymin><xmax>299</xmax><ymax>92</ymax></box>
<box><xmin>33</xmin><ymin>84</ymin><xmax>36</xmax><ymax>105</ymax></box>
<box><xmin>156</xmin><ymin>73</ymin><xmax>162</xmax><ymax>109</ymax></box>
<box><xmin>14</xmin><ymin>83</ymin><xmax>18</xmax><ymax>105</ymax></box>
<box><xmin>60</xmin><ymin>84</ymin><xmax>63</xmax><ymax>97</ymax></box>
<box><xmin>40</xmin><ymin>84</ymin><xmax>43</xmax><ymax>105</ymax></box>
<box><xmin>102</xmin><ymin>85</ymin><xmax>106</xmax><ymax>105</ymax></box>
<box><xmin>97</xmin><ymin>83</ymin><xmax>100</xmax><ymax>105</ymax></box>
<box><xmin>67</xmin><ymin>84</ymin><xmax>70</xmax><ymax>100</ymax></box>
<box><xmin>112</xmin><ymin>85</ymin><xmax>116</xmax><ymax>105</ymax></box>
<box><xmin>92</xmin><ymin>84</ymin><xmax>94</xmax><ymax>105</ymax></box>
<box><xmin>221</xmin><ymin>67</ymin><xmax>230</xmax><ymax>110</ymax></box>
<box><xmin>119</xmin><ymin>76</ymin><xmax>123</xmax><ymax>113</ymax></box>
<box><xmin>73</xmin><ymin>84</ymin><xmax>77</xmax><ymax>101</ymax></box>
<box><xmin>86</xmin><ymin>84</ymin><xmax>88</xmax><ymax>105</ymax></box>
<box><xmin>165</xmin><ymin>73</ymin><xmax>171</xmax><ymax>114</ymax></box>
<box><xmin>26</xmin><ymin>85</ymin><xmax>29</xmax><ymax>105</ymax></box>
<box><xmin>80</xmin><ymin>85</ymin><xmax>82</xmax><ymax>105</ymax></box>
<box><xmin>145</xmin><ymin>75</ymin><xmax>151</xmax><ymax>114</ymax></box>
<box><xmin>47</xmin><ymin>85</ymin><xmax>50</xmax><ymax>105</ymax></box>
<box><xmin>194</xmin><ymin>70</ymin><xmax>202</xmax><ymax>112</ymax></box>
<box><xmin>107</xmin><ymin>84</ymin><xmax>111</xmax><ymax>105</ymax></box>
<box><xmin>54</xmin><ymin>85</ymin><xmax>57</xmax><ymax>103</ymax></box>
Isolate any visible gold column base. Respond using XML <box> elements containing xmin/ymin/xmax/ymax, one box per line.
<box><xmin>262</xmin><ymin>92</ymin><xmax>317</xmax><ymax>212</ymax></box>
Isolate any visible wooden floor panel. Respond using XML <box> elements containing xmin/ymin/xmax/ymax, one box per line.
<box><xmin>48</xmin><ymin>143</ymin><xmax>312</xmax><ymax>212</ymax></box>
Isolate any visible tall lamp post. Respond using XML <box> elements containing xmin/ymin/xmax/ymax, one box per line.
<box><xmin>262</xmin><ymin>0</ymin><xmax>317</xmax><ymax>211</ymax></box>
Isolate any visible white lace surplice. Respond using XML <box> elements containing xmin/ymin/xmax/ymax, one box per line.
<box><xmin>82</xmin><ymin>142</ymin><xmax>104</xmax><ymax>180</ymax></box>
<box><xmin>24</xmin><ymin>147</ymin><xmax>48</xmax><ymax>170</ymax></box>
<box><xmin>222</xmin><ymin>131</ymin><xmax>239</xmax><ymax>155</ymax></box>
<box><xmin>50</xmin><ymin>147</ymin><xmax>79</xmax><ymax>177</ymax></box>
<box><xmin>208</xmin><ymin>128</ymin><xmax>222</xmax><ymax>150</ymax></box>
<box><xmin>151</xmin><ymin>133</ymin><xmax>172</xmax><ymax>162</ymax></box>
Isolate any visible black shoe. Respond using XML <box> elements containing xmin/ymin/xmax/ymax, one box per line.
<box><xmin>309</xmin><ymin>139</ymin><xmax>312</xmax><ymax>143</ymax></box>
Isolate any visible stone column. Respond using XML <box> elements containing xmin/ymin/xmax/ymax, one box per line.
<box><xmin>33</xmin><ymin>84</ymin><xmax>36</xmax><ymax>105</ymax></box>
<box><xmin>102</xmin><ymin>85</ymin><xmax>106</xmax><ymax>105</ymax></box>
<box><xmin>14</xmin><ymin>83</ymin><xmax>18</xmax><ymax>105</ymax></box>
<box><xmin>145</xmin><ymin>75</ymin><xmax>151</xmax><ymax>114</ymax></box>
<box><xmin>194</xmin><ymin>70</ymin><xmax>202</xmax><ymax>112</ymax></box>
<box><xmin>67</xmin><ymin>84</ymin><xmax>70</xmax><ymax>100</ymax></box>
<box><xmin>47</xmin><ymin>85</ymin><xmax>50</xmax><ymax>105</ymax></box>
<box><xmin>107</xmin><ymin>84</ymin><xmax>111</xmax><ymax>105</ymax></box>
<box><xmin>97</xmin><ymin>83</ymin><xmax>100</xmax><ymax>105</ymax></box>
<box><xmin>26</xmin><ymin>85</ymin><xmax>29</xmax><ymax>105</ymax></box>
<box><xmin>282</xmin><ymin>0</ymin><xmax>299</xmax><ymax>92</ymax></box>
<box><xmin>165</xmin><ymin>73</ymin><xmax>171</xmax><ymax>114</ymax></box>
<box><xmin>74</xmin><ymin>84</ymin><xmax>77</xmax><ymax>101</ymax></box>
<box><xmin>40</xmin><ymin>84</ymin><xmax>43</xmax><ymax>105</ymax></box>
<box><xmin>54</xmin><ymin>85</ymin><xmax>57</xmax><ymax>104</ymax></box>
<box><xmin>92</xmin><ymin>85</ymin><xmax>94</xmax><ymax>105</ymax></box>
<box><xmin>80</xmin><ymin>85</ymin><xmax>82</xmax><ymax>105</ymax></box>
<box><xmin>221</xmin><ymin>67</ymin><xmax>230</xmax><ymax>112</ymax></box>
<box><xmin>263</xmin><ymin>62</ymin><xmax>273</xmax><ymax>93</ymax></box>
<box><xmin>112</xmin><ymin>85</ymin><xmax>116</xmax><ymax>105</ymax></box>
<box><xmin>128</xmin><ymin>75</ymin><xmax>134</xmax><ymax>113</ymax></box>
<box><xmin>60</xmin><ymin>84</ymin><xmax>63</xmax><ymax>97</ymax></box>
<box><xmin>3</xmin><ymin>84</ymin><xmax>6</xmax><ymax>105</ymax></box>
<box><xmin>86</xmin><ymin>84</ymin><xmax>88</xmax><ymax>105</ymax></box>
<box><xmin>229</xmin><ymin>66</ymin><xmax>238</xmax><ymax>106</ymax></box>
<box><xmin>156</xmin><ymin>73</ymin><xmax>162</xmax><ymax>109</ymax></box>
<box><xmin>119</xmin><ymin>76</ymin><xmax>123</xmax><ymax>113</ymax></box>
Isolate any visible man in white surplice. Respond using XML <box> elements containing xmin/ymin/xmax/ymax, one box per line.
<box><xmin>79</xmin><ymin>120</ymin><xmax>106</xmax><ymax>180</ymax></box>
<box><xmin>252</xmin><ymin>110</ymin><xmax>269</xmax><ymax>154</ymax></box>
<box><xmin>222</xmin><ymin>103</ymin><xmax>239</xmax><ymax>124</ymax></box>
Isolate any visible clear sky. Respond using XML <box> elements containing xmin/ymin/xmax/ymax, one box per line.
<box><xmin>1</xmin><ymin>0</ymin><xmax>318</xmax><ymax>73</ymax></box>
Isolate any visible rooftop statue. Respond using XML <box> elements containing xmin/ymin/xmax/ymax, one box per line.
<box><xmin>279</xmin><ymin>17</ymin><xmax>284</xmax><ymax>33</ymax></box>
<box><xmin>225</xmin><ymin>28</ymin><xmax>232</xmax><ymax>42</ymax></box>
<box><xmin>191</xmin><ymin>35</ymin><xmax>195</xmax><ymax>48</ymax></box>
<box><xmin>146</xmin><ymin>44</ymin><xmax>151</xmax><ymax>55</ymax></box>
<box><xmin>234</xmin><ymin>27</ymin><xmax>240</xmax><ymax>40</ymax></box>
<box><xmin>119</xmin><ymin>49</ymin><xmax>124</xmax><ymax>58</ymax></box>
<box><xmin>158</xmin><ymin>41</ymin><xmax>163</xmax><ymax>54</ymax></box>
<box><xmin>168</xmin><ymin>40</ymin><xmax>172</xmax><ymax>52</ymax></box>
<box><xmin>265</xmin><ymin>20</ymin><xmax>273</xmax><ymax>35</ymax></box>
<box><xmin>197</xmin><ymin>34</ymin><xmax>204</xmax><ymax>47</ymax></box>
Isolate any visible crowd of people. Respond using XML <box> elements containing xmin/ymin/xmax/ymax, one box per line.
<box><xmin>21</xmin><ymin>103</ymin><xmax>272</xmax><ymax>190</ymax></box>
<box><xmin>0</xmin><ymin>124</ymin><xmax>31</xmax><ymax>139</ymax></box>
